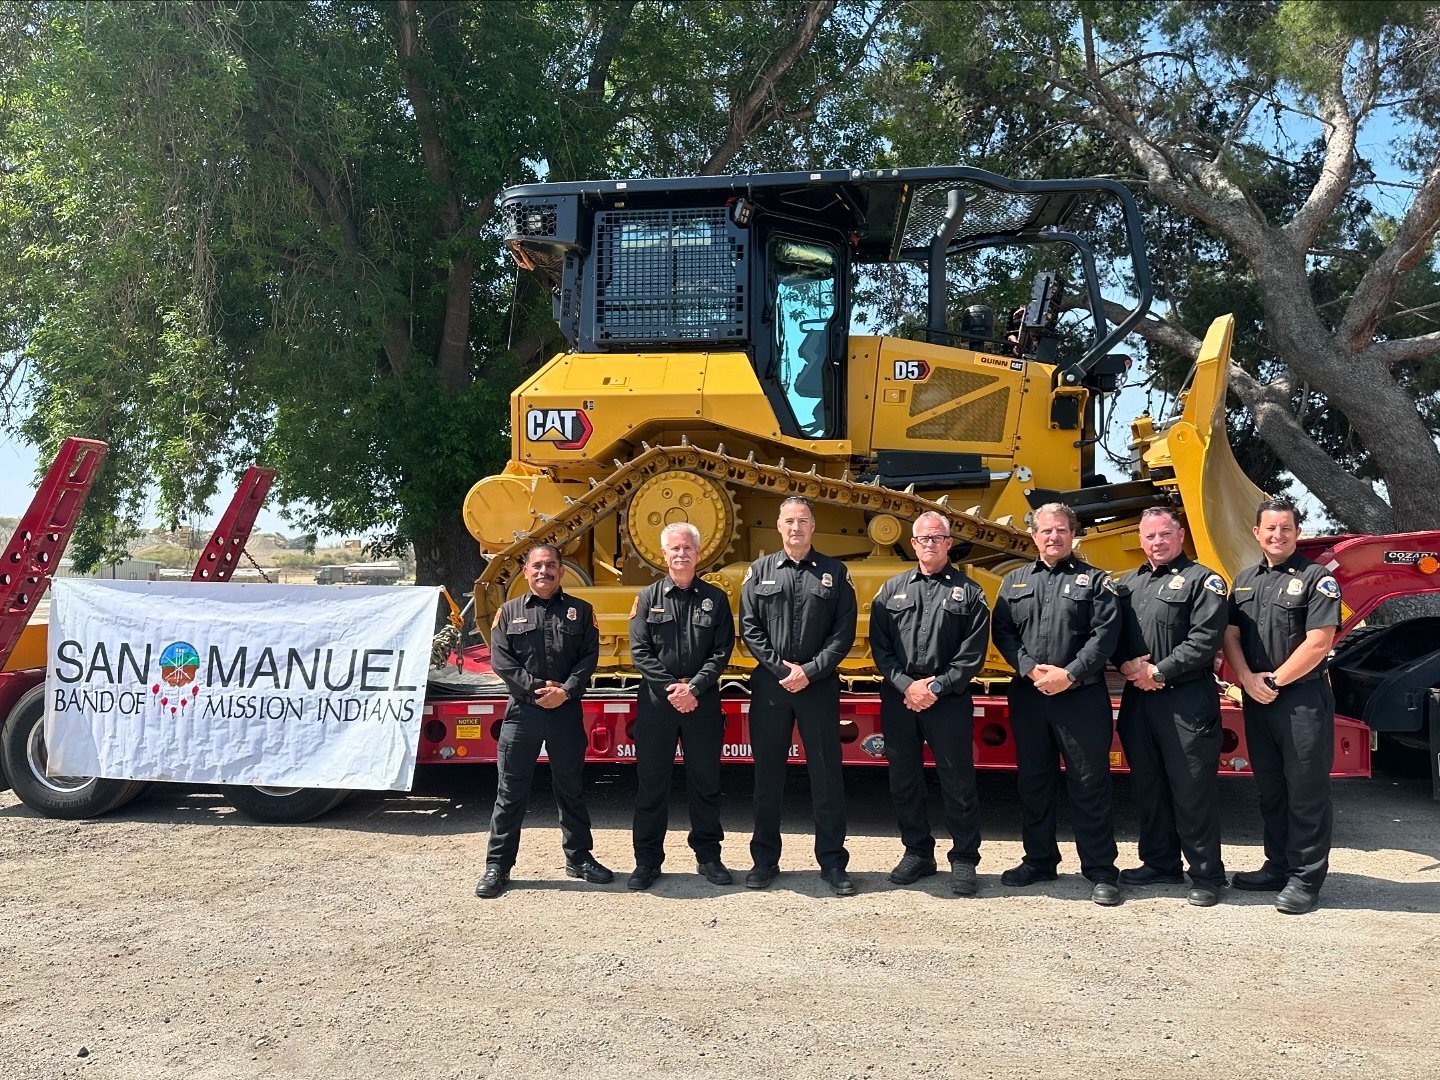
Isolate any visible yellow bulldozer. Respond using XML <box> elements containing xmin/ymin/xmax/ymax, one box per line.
<box><xmin>465</xmin><ymin>166</ymin><xmax>1264</xmax><ymax>682</ymax></box>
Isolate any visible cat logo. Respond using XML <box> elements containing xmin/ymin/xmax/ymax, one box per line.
<box><xmin>525</xmin><ymin>407</ymin><xmax>593</xmax><ymax>450</ymax></box>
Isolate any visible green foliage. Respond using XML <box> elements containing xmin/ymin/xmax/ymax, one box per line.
<box><xmin>873</xmin><ymin>0</ymin><xmax>1440</xmax><ymax>522</ymax></box>
<box><xmin>0</xmin><ymin>0</ymin><xmax>892</xmax><ymax>580</ymax></box>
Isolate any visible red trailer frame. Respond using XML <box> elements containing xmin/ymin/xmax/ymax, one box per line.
<box><xmin>418</xmin><ymin>688</ymin><xmax>1375</xmax><ymax>780</ymax></box>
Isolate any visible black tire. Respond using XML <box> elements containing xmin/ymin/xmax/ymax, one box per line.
<box><xmin>220</xmin><ymin>784</ymin><xmax>351</xmax><ymax>823</ymax></box>
<box><xmin>0</xmin><ymin>684</ymin><xmax>149</xmax><ymax>818</ymax></box>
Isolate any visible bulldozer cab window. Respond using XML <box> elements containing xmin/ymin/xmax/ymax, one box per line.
<box><xmin>767</xmin><ymin>236</ymin><xmax>840</xmax><ymax>438</ymax></box>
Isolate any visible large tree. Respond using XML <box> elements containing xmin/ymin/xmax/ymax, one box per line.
<box><xmin>0</xmin><ymin>0</ymin><xmax>892</xmax><ymax>593</ymax></box>
<box><xmin>878</xmin><ymin>0</ymin><xmax>1440</xmax><ymax>533</ymax></box>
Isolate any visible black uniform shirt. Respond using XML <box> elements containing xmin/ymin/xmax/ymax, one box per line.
<box><xmin>490</xmin><ymin>589</ymin><xmax>600</xmax><ymax>704</ymax></box>
<box><xmin>1114</xmin><ymin>555</ymin><xmax>1228</xmax><ymax>684</ymax></box>
<box><xmin>1228</xmin><ymin>552</ymin><xmax>1341</xmax><ymax>679</ymax></box>
<box><xmin>629</xmin><ymin>576</ymin><xmax>735</xmax><ymax>695</ymax></box>
<box><xmin>869</xmin><ymin>565</ymin><xmax>990</xmax><ymax>696</ymax></box>
<box><xmin>740</xmin><ymin>548</ymin><xmax>858</xmax><ymax>682</ymax></box>
<box><xmin>992</xmin><ymin>555</ymin><xmax>1120</xmax><ymax>685</ymax></box>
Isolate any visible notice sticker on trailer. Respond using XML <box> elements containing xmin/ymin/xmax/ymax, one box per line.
<box><xmin>455</xmin><ymin>724</ymin><xmax>484</xmax><ymax>741</ymax></box>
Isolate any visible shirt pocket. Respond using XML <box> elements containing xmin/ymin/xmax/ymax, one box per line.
<box><xmin>1272</xmin><ymin>590</ymin><xmax>1309</xmax><ymax>631</ymax></box>
<box><xmin>1002</xmin><ymin>586</ymin><xmax>1036</xmax><ymax>626</ymax></box>
<box><xmin>690</xmin><ymin>611</ymin><xmax>716</xmax><ymax>629</ymax></box>
<box><xmin>1152</xmin><ymin>590</ymin><xmax>1189</xmax><ymax>626</ymax></box>
<box><xmin>558</xmin><ymin>614</ymin><xmax>588</xmax><ymax>637</ymax></box>
<box><xmin>805</xmin><ymin>577</ymin><xmax>834</xmax><ymax>603</ymax></box>
<box><xmin>940</xmin><ymin>594</ymin><xmax>970</xmax><ymax>619</ymax></box>
<box><xmin>1002</xmin><ymin>587</ymin><xmax>1036</xmax><ymax>613</ymax></box>
<box><xmin>505</xmin><ymin>614</ymin><xmax>541</xmax><ymax>644</ymax></box>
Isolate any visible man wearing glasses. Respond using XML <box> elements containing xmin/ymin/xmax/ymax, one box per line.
<box><xmin>868</xmin><ymin>512</ymin><xmax>991</xmax><ymax>896</ymax></box>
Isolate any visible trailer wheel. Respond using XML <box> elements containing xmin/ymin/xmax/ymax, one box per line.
<box><xmin>0</xmin><ymin>684</ymin><xmax>148</xmax><ymax>818</ymax></box>
<box><xmin>220</xmin><ymin>784</ymin><xmax>351</xmax><ymax>823</ymax></box>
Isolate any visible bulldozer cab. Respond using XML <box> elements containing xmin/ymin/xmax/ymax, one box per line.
<box><xmin>502</xmin><ymin>166</ymin><xmax>1153</xmax><ymax>449</ymax></box>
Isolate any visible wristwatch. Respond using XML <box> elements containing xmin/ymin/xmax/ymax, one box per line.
<box><xmin>929</xmin><ymin>679</ymin><xmax>945</xmax><ymax>696</ymax></box>
<box><xmin>1151</xmin><ymin>666</ymin><xmax>1166</xmax><ymax>686</ymax></box>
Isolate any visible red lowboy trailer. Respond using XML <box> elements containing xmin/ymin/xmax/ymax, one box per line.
<box><xmin>7</xmin><ymin>442</ymin><xmax>1440</xmax><ymax>824</ymax></box>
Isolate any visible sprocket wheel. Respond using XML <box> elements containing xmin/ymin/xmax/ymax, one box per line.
<box><xmin>622</xmin><ymin>469</ymin><xmax>738</xmax><ymax>572</ymax></box>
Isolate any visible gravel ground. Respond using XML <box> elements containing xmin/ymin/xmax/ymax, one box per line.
<box><xmin>1</xmin><ymin>761</ymin><xmax>1437</xmax><ymax>1080</ymax></box>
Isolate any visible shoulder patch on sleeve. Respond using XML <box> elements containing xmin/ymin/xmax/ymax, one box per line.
<box><xmin>491</xmin><ymin>609</ymin><xmax>502</xmax><ymax>629</ymax></box>
<box><xmin>742</xmin><ymin>565</ymin><xmax>753</xmax><ymax>584</ymax></box>
<box><xmin>1316</xmin><ymin>575</ymin><xmax>1340</xmax><ymax>599</ymax></box>
<box><xmin>1203</xmin><ymin>574</ymin><xmax>1227</xmax><ymax>596</ymax></box>
<box><xmin>628</xmin><ymin>595</ymin><xmax>639</xmax><ymax>619</ymax></box>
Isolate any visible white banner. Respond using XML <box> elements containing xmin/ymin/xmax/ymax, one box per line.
<box><xmin>45</xmin><ymin>580</ymin><xmax>439</xmax><ymax>791</ymax></box>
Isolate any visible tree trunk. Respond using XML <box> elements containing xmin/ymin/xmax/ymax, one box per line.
<box><xmin>412</xmin><ymin>512</ymin><xmax>486</xmax><ymax>631</ymax></box>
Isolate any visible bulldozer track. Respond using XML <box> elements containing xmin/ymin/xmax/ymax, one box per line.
<box><xmin>474</xmin><ymin>441</ymin><xmax>1035</xmax><ymax>638</ymax></box>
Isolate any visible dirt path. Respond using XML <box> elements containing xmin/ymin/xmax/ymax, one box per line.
<box><xmin>2</xmin><ymin>765</ymin><xmax>1437</xmax><ymax>1079</ymax></box>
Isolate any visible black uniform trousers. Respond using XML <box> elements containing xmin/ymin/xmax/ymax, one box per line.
<box><xmin>748</xmin><ymin>667</ymin><xmax>848</xmax><ymax>872</ymax></box>
<box><xmin>485</xmin><ymin>702</ymin><xmax>594</xmax><ymax>869</ymax></box>
<box><xmin>632</xmin><ymin>691</ymin><xmax>725</xmax><ymax>867</ymax></box>
<box><xmin>1008</xmin><ymin>680</ymin><xmax>1119</xmax><ymax>882</ymax></box>
<box><xmin>880</xmin><ymin>686</ymin><xmax>981</xmax><ymax>866</ymax></box>
<box><xmin>1242</xmin><ymin>678</ymin><xmax>1334</xmax><ymax>892</ymax></box>
<box><xmin>1116</xmin><ymin>679</ymin><xmax>1225</xmax><ymax>888</ymax></box>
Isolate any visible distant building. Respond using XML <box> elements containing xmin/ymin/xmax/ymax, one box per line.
<box><xmin>55</xmin><ymin>557</ymin><xmax>160</xmax><ymax>582</ymax></box>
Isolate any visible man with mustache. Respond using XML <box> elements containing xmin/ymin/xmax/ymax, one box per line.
<box><xmin>476</xmin><ymin>544</ymin><xmax>612</xmax><ymax>898</ymax></box>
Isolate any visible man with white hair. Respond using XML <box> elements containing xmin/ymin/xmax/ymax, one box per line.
<box><xmin>869</xmin><ymin>511</ymin><xmax>991</xmax><ymax>895</ymax></box>
<box><xmin>626</xmin><ymin>522</ymin><xmax>737</xmax><ymax>890</ymax></box>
